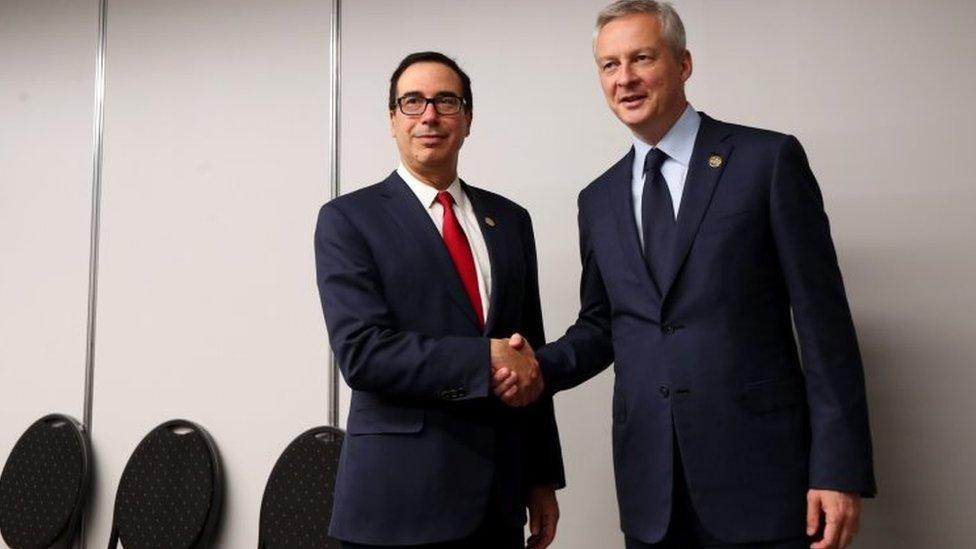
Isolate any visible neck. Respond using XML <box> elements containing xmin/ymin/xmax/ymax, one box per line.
<box><xmin>633</xmin><ymin>100</ymin><xmax>687</xmax><ymax>146</ymax></box>
<box><xmin>404</xmin><ymin>161</ymin><xmax>457</xmax><ymax>191</ymax></box>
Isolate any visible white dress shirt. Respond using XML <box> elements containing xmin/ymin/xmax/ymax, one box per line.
<box><xmin>632</xmin><ymin>104</ymin><xmax>702</xmax><ymax>248</ymax></box>
<box><xmin>397</xmin><ymin>164</ymin><xmax>492</xmax><ymax>324</ymax></box>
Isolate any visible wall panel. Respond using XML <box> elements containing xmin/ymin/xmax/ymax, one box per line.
<box><xmin>0</xmin><ymin>5</ymin><xmax>97</xmax><ymax>544</ymax></box>
<box><xmin>86</xmin><ymin>1</ymin><xmax>333</xmax><ymax>546</ymax></box>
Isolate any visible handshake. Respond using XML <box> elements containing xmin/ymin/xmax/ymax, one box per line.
<box><xmin>490</xmin><ymin>333</ymin><xmax>543</xmax><ymax>407</ymax></box>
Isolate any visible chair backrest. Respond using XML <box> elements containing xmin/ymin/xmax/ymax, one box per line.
<box><xmin>0</xmin><ymin>413</ymin><xmax>91</xmax><ymax>549</ymax></box>
<box><xmin>108</xmin><ymin>419</ymin><xmax>223</xmax><ymax>549</ymax></box>
<box><xmin>257</xmin><ymin>426</ymin><xmax>344</xmax><ymax>549</ymax></box>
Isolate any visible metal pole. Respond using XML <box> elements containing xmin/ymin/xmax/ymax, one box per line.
<box><xmin>80</xmin><ymin>0</ymin><xmax>108</xmax><ymax>546</ymax></box>
<box><xmin>327</xmin><ymin>0</ymin><xmax>342</xmax><ymax>429</ymax></box>
<box><xmin>83</xmin><ymin>0</ymin><xmax>106</xmax><ymax>456</ymax></box>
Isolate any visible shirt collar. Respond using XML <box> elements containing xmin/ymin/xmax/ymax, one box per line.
<box><xmin>632</xmin><ymin>104</ymin><xmax>701</xmax><ymax>167</ymax></box>
<box><xmin>397</xmin><ymin>164</ymin><xmax>465</xmax><ymax>210</ymax></box>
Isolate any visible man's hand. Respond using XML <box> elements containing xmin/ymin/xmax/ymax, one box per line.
<box><xmin>807</xmin><ymin>489</ymin><xmax>861</xmax><ymax>549</ymax></box>
<box><xmin>489</xmin><ymin>334</ymin><xmax>543</xmax><ymax>406</ymax></box>
<box><xmin>526</xmin><ymin>485</ymin><xmax>559</xmax><ymax>549</ymax></box>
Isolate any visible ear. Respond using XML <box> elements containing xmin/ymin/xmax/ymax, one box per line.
<box><xmin>680</xmin><ymin>50</ymin><xmax>693</xmax><ymax>82</ymax></box>
<box><xmin>389</xmin><ymin>110</ymin><xmax>396</xmax><ymax>138</ymax></box>
<box><xmin>464</xmin><ymin>111</ymin><xmax>473</xmax><ymax>137</ymax></box>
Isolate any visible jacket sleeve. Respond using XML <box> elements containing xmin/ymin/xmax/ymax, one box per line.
<box><xmin>769</xmin><ymin>135</ymin><xmax>877</xmax><ymax>496</ymax></box>
<box><xmin>535</xmin><ymin>194</ymin><xmax>616</xmax><ymax>393</ymax></box>
<box><xmin>314</xmin><ymin>202</ymin><xmax>491</xmax><ymax>401</ymax></box>
<box><xmin>517</xmin><ymin>211</ymin><xmax>566</xmax><ymax>489</ymax></box>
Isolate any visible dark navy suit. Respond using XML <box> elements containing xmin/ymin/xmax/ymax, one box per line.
<box><xmin>315</xmin><ymin>172</ymin><xmax>564</xmax><ymax>546</ymax></box>
<box><xmin>537</xmin><ymin>114</ymin><xmax>876</xmax><ymax>544</ymax></box>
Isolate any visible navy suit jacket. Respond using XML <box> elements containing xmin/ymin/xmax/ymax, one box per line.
<box><xmin>314</xmin><ymin>172</ymin><xmax>564</xmax><ymax>545</ymax></box>
<box><xmin>537</xmin><ymin>114</ymin><xmax>876</xmax><ymax>544</ymax></box>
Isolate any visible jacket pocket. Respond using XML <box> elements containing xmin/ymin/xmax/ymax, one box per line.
<box><xmin>698</xmin><ymin>207</ymin><xmax>758</xmax><ymax>235</ymax></box>
<box><xmin>739</xmin><ymin>377</ymin><xmax>805</xmax><ymax>414</ymax></box>
<box><xmin>346</xmin><ymin>405</ymin><xmax>424</xmax><ymax>435</ymax></box>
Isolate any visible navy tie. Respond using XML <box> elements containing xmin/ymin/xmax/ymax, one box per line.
<box><xmin>641</xmin><ymin>148</ymin><xmax>676</xmax><ymax>289</ymax></box>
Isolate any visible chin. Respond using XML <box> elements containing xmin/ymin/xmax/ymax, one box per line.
<box><xmin>617</xmin><ymin>111</ymin><xmax>653</xmax><ymax>128</ymax></box>
<box><xmin>414</xmin><ymin>151</ymin><xmax>443</xmax><ymax>165</ymax></box>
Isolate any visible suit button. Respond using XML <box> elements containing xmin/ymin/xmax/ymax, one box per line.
<box><xmin>659</xmin><ymin>385</ymin><xmax>670</xmax><ymax>398</ymax></box>
<box><xmin>439</xmin><ymin>387</ymin><xmax>465</xmax><ymax>400</ymax></box>
<box><xmin>662</xmin><ymin>325</ymin><xmax>676</xmax><ymax>335</ymax></box>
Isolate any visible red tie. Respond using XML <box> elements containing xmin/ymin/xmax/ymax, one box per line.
<box><xmin>436</xmin><ymin>191</ymin><xmax>484</xmax><ymax>329</ymax></box>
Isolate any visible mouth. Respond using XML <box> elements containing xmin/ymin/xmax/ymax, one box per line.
<box><xmin>415</xmin><ymin>134</ymin><xmax>446</xmax><ymax>144</ymax></box>
<box><xmin>618</xmin><ymin>94</ymin><xmax>647</xmax><ymax>108</ymax></box>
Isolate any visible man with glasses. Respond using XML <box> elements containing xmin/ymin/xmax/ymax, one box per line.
<box><xmin>314</xmin><ymin>51</ymin><xmax>563</xmax><ymax>549</ymax></box>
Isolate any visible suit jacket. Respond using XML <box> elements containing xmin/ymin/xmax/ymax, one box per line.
<box><xmin>314</xmin><ymin>172</ymin><xmax>565</xmax><ymax>545</ymax></box>
<box><xmin>537</xmin><ymin>113</ymin><xmax>876</xmax><ymax>544</ymax></box>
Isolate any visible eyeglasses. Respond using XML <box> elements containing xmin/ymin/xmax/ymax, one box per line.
<box><xmin>395</xmin><ymin>94</ymin><xmax>466</xmax><ymax>116</ymax></box>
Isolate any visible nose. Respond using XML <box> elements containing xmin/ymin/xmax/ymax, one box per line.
<box><xmin>617</xmin><ymin>62</ymin><xmax>638</xmax><ymax>88</ymax></box>
<box><xmin>420</xmin><ymin>101</ymin><xmax>440</xmax><ymax>123</ymax></box>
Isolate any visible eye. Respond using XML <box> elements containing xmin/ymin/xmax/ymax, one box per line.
<box><xmin>601</xmin><ymin>60</ymin><xmax>618</xmax><ymax>72</ymax></box>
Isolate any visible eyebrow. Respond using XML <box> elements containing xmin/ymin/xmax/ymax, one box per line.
<box><xmin>399</xmin><ymin>90</ymin><xmax>462</xmax><ymax>97</ymax></box>
<box><xmin>598</xmin><ymin>47</ymin><xmax>658</xmax><ymax>60</ymax></box>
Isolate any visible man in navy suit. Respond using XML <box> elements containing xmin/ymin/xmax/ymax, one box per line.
<box><xmin>505</xmin><ymin>2</ymin><xmax>876</xmax><ymax>548</ymax></box>
<box><xmin>314</xmin><ymin>52</ymin><xmax>563</xmax><ymax>549</ymax></box>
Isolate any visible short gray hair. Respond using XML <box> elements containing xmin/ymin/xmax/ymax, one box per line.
<box><xmin>595</xmin><ymin>0</ymin><xmax>687</xmax><ymax>58</ymax></box>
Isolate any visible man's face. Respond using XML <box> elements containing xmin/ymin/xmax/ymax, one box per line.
<box><xmin>595</xmin><ymin>13</ymin><xmax>691</xmax><ymax>136</ymax></box>
<box><xmin>390</xmin><ymin>62</ymin><xmax>471</xmax><ymax>175</ymax></box>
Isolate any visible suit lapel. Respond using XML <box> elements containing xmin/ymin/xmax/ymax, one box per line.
<box><xmin>380</xmin><ymin>173</ymin><xmax>481</xmax><ymax>331</ymax></box>
<box><xmin>464</xmin><ymin>182</ymin><xmax>506</xmax><ymax>335</ymax></box>
<box><xmin>608</xmin><ymin>149</ymin><xmax>665</xmax><ymax>308</ymax></box>
<box><xmin>659</xmin><ymin>114</ymin><xmax>734</xmax><ymax>300</ymax></box>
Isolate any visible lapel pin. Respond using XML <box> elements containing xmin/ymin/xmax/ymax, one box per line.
<box><xmin>484</xmin><ymin>216</ymin><xmax>496</xmax><ymax>227</ymax></box>
<box><xmin>708</xmin><ymin>154</ymin><xmax>723</xmax><ymax>168</ymax></box>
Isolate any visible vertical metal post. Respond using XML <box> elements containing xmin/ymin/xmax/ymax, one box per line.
<box><xmin>84</xmin><ymin>0</ymin><xmax>106</xmax><ymax>456</ymax></box>
<box><xmin>80</xmin><ymin>0</ymin><xmax>108</xmax><ymax>546</ymax></box>
<box><xmin>327</xmin><ymin>0</ymin><xmax>342</xmax><ymax>429</ymax></box>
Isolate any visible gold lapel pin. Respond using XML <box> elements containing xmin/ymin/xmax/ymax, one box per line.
<box><xmin>484</xmin><ymin>216</ymin><xmax>496</xmax><ymax>227</ymax></box>
<box><xmin>708</xmin><ymin>154</ymin><xmax>723</xmax><ymax>168</ymax></box>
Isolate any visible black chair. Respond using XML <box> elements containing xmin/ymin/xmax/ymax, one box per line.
<box><xmin>0</xmin><ymin>413</ymin><xmax>91</xmax><ymax>549</ymax></box>
<box><xmin>107</xmin><ymin>419</ymin><xmax>223</xmax><ymax>549</ymax></box>
<box><xmin>258</xmin><ymin>426</ymin><xmax>344</xmax><ymax>548</ymax></box>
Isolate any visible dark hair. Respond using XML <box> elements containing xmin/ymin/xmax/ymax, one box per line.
<box><xmin>388</xmin><ymin>51</ymin><xmax>473</xmax><ymax>113</ymax></box>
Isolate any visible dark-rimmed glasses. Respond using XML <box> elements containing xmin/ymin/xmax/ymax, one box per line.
<box><xmin>395</xmin><ymin>94</ymin><xmax>466</xmax><ymax>116</ymax></box>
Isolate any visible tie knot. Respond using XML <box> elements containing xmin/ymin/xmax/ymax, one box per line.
<box><xmin>436</xmin><ymin>191</ymin><xmax>455</xmax><ymax>208</ymax></box>
<box><xmin>643</xmin><ymin>148</ymin><xmax>668</xmax><ymax>177</ymax></box>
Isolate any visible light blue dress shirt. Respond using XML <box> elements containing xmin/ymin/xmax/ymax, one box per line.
<box><xmin>632</xmin><ymin>104</ymin><xmax>702</xmax><ymax>248</ymax></box>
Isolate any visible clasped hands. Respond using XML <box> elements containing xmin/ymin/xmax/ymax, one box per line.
<box><xmin>490</xmin><ymin>333</ymin><xmax>542</xmax><ymax>407</ymax></box>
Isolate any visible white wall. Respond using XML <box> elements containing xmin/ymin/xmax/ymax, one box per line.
<box><xmin>0</xmin><ymin>2</ymin><xmax>96</xmax><ymax>546</ymax></box>
<box><xmin>81</xmin><ymin>1</ymin><xmax>333</xmax><ymax>547</ymax></box>
<box><xmin>2</xmin><ymin>1</ymin><xmax>975</xmax><ymax>548</ymax></box>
